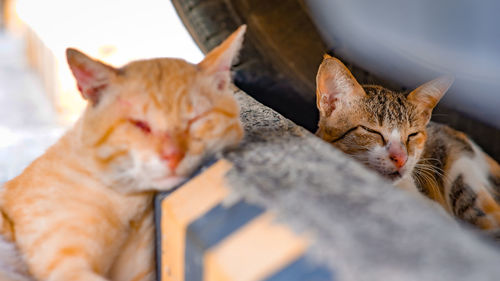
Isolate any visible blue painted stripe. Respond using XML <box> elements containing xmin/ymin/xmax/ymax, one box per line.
<box><xmin>154</xmin><ymin>157</ymin><xmax>218</xmax><ymax>281</ymax></box>
<box><xmin>264</xmin><ymin>256</ymin><xmax>335</xmax><ymax>281</ymax></box>
<box><xmin>184</xmin><ymin>200</ymin><xmax>265</xmax><ymax>281</ymax></box>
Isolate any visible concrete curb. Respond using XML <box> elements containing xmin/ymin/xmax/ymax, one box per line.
<box><xmin>155</xmin><ymin>159</ymin><xmax>333</xmax><ymax>281</ymax></box>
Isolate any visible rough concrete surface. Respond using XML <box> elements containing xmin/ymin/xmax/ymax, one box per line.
<box><xmin>224</xmin><ymin>91</ymin><xmax>500</xmax><ymax>281</ymax></box>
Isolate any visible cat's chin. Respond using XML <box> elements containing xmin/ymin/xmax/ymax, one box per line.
<box><xmin>382</xmin><ymin>171</ymin><xmax>403</xmax><ymax>181</ymax></box>
<box><xmin>151</xmin><ymin>176</ymin><xmax>187</xmax><ymax>191</ymax></box>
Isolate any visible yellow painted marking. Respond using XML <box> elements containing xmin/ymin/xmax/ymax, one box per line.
<box><xmin>204</xmin><ymin>212</ymin><xmax>309</xmax><ymax>281</ymax></box>
<box><xmin>161</xmin><ymin>160</ymin><xmax>232</xmax><ymax>281</ymax></box>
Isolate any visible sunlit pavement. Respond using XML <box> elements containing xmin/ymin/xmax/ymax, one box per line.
<box><xmin>0</xmin><ymin>31</ymin><xmax>64</xmax><ymax>182</ymax></box>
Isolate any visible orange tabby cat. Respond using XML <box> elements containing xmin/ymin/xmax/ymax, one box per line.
<box><xmin>0</xmin><ymin>26</ymin><xmax>246</xmax><ymax>281</ymax></box>
<box><xmin>316</xmin><ymin>54</ymin><xmax>500</xmax><ymax>236</ymax></box>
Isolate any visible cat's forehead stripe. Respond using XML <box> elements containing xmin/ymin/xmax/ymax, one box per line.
<box><xmin>363</xmin><ymin>86</ymin><xmax>416</xmax><ymax>128</ymax></box>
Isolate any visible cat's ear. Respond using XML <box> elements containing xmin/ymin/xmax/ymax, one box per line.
<box><xmin>316</xmin><ymin>54</ymin><xmax>365</xmax><ymax>116</ymax></box>
<box><xmin>66</xmin><ymin>48</ymin><xmax>117</xmax><ymax>105</ymax></box>
<box><xmin>198</xmin><ymin>25</ymin><xmax>246</xmax><ymax>90</ymax></box>
<box><xmin>407</xmin><ymin>75</ymin><xmax>454</xmax><ymax>117</ymax></box>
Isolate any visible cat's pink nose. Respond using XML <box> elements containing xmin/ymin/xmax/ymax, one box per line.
<box><xmin>389</xmin><ymin>152</ymin><xmax>407</xmax><ymax>169</ymax></box>
<box><xmin>161</xmin><ymin>134</ymin><xmax>186</xmax><ymax>170</ymax></box>
<box><xmin>388</xmin><ymin>142</ymin><xmax>407</xmax><ymax>169</ymax></box>
<box><xmin>161</xmin><ymin>150</ymin><xmax>185</xmax><ymax>170</ymax></box>
<box><xmin>161</xmin><ymin>142</ymin><xmax>185</xmax><ymax>170</ymax></box>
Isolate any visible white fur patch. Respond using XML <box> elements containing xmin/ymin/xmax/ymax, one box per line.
<box><xmin>444</xmin><ymin>143</ymin><xmax>491</xmax><ymax>207</ymax></box>
<box><xmin>107</xmin><ymin>150</ymin><xmax>187</xmax><ymax>194</ymax></box>
<box><xmin>389</xmin><ymin>129</ymin><xmax>400</xmax><ymax>144</ymax></box>
<box><xmin>365</xmin><ymin>145</ymin><xmax>395</xmax><ymax>175</ymax></box>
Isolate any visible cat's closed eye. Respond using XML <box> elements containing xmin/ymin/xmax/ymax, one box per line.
<box><xmin>189</xmin><ymin>111</ymin><xmax>228</xmax><ymax>138</ymax></box>
<box><xmin>407</xmin><ymin>132</ymin><xmax>420</xmax><ymax>143</ymax></box>
<box><xmin>360</xmin><ymin>125</ymin><xmax>386</xmax><ymax>144</ymax></box>
<box><xmin>129</xmin><ymin>119</ymin><xmax>152</xmax><ymax>134</ymax></box>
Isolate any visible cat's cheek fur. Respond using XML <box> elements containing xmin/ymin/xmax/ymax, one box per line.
<box><xmin>104</xmin><ymin>150</ymin><xmax>183</xmax><ymax>193</ymax></box>
<box><xmin>365</xmin><ymin>146</ymin><xmax>395</xmax><ymax>175</ymax></box>
<box><xmin>175</xmin><ymin>154</ymin><xmax>204</xmax><ymax>177</ymax></box>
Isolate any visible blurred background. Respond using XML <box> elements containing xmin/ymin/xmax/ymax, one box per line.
<box><xmin>0</xmin><ymin>0</ymin><xmax>202</xmax><ymax>181</ymax></box>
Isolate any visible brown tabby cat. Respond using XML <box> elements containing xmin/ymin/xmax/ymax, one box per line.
<box><xmin>316</xmin><ymin>54</ymin><xmax>500</xmax><ymax>234</ymax></box>
<box><xmin>0</xmin><ymin>26</ymin><xmax>246</xmax><ymax>281</ymax></box>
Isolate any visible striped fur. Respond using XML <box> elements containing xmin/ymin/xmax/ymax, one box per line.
<box><xmin>316</xmin><ymin>55</ymin><xmax>500</xmax><ymax>237</ymax></box>
<box><xmin>0</xmin><ymin>26</ymin><xmax>246</xmax><ymax>281</ymax></box>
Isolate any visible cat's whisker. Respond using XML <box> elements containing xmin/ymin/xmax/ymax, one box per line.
<box><xmin>414</xmin><ymin>166</ymin><xmax>447</xmax><ymax>184</ymax></box>
<box><xmin>417</xmin><ymin>161</ymin><xmax>445</xmax><ymax>169</ymax></box>
<box><xmin>415</xmin><ymin>163</ymin><xmax>452</xmax><ymax>184</ymax></box>
<box><xmin>413</xmin><ymin>169</ymin><xmax>443</xmax><ymax>199</ymax></box>
<box><xmin>418</xmin><ymin>157</ymin><xmax>443</xmax><ymax>162</ymax></box>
